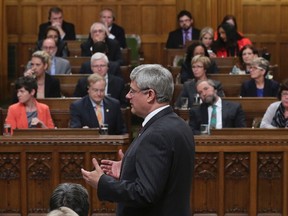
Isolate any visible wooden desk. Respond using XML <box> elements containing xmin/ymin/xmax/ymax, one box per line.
<box><xmin>210</xmin><ymin>128</ymin><xmax>288</xmax><ymax>135</ymax></box>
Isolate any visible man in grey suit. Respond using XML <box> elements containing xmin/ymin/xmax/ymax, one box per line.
<box><xmin>81</xmin><ymin>64</ymin><xmax>195</xmax><ymax>216</ymax></box>
<box><xmin>189</xmin><ymin>79</ymin><xmax>246</xmax><ymax>134</ymax></box>
<box><xmin>26</xmin><ymin>38</ymin><xmax>71</xmax><ymax>75</ymax></box>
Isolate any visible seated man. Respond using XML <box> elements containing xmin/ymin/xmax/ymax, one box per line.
<box><xmin>81</xmin><ymin>22</ymin><xmax>123</xmax><ymax>65</ymax></box>
<box><xmin>189</xmin><ymin>79</ymin><xmax>246</xmax><ymax>134</ymax></box>
<box><xmin>99</xmin><ymin>8</ymin><xmax>127</xmax><ymax>49</ymax></box>
<box><xmin>79</xmin><ymin>41</ymin><xmax>121</xmax><ymax>78</ymax></box>
<box><xmin>166</xmin><ymin>10</ymin><xmax>200</xmax><ymax>49</ymax></box>
<box><xmin>49</xmin><ymin>183</ymin><xmax>89</xmax><ymax>216</ymax></box>
<box><xmin>38</xmin><ymin>7</ymin><xmax>76</xmax><ymax>41</ymax></box>
<box><xmin>70</xmin><ymin>73</ymin><xmax>127</xmax><ymax>135</ymax></box>
<box><xmin>73</xmin><ymin>52</ymin><xmax>127</xmax><ymax>106</ymax></box>
<box><xmin>27</xmin><ymin>38</ymin><xmax>71</xmax><ymax>75</ymax></box>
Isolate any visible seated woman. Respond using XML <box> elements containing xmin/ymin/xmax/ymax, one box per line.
<box><xmin>199</xmin><ymin>27</ymin><xmax>217</xmax><ymax>58</ymax></box>
<box><xmin>176</xmin><ymin>55</ymin><xmax>225</xmax><ymax>108</ymax></box>
<box><xmin>260</xmin><ymin>79</ymin><xmax>288</xmax><ymax>128</ymax></box>
<box><xmin>240</xmin><ymin>57</ymin><xmax>279</xmax><ymax>97</ymax></box>
<box><xmin>232</xmin><ymin>44</ymin><xmax>259</xmax><ymax>74</ymax></box>
<box><xmin>36</xmin><ymin>26</ymin><xmax>69</xmax><ymax>57</ymax></box>
<box><xmin>5</xmin><ymin>76</ymin><xmax>54</xmax><ymax>130</ymax></box>
<box><xmin>24</xmin><ymin>50</ymin><xmax>61</xmax><ymax>99</ymax></box>
<box><xmin>214</xmin><ymin>14</ymin><xmax>243</xmax><ymax>40</ymax></box>
<box><xmin>213</xmin><ymin>22</ymin><xmax>252</xmax><ymax>57</ymax></box>
<box><xmin>180</xmin><ymin>41</ymin><xmax>219</xmax><ymax>83</ymax></box>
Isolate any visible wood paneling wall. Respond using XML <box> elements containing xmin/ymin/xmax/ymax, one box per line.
<box><xmin>1</xmin><ymin>0</ymin><xmax>288</xmax><ymax>101</ymax></box>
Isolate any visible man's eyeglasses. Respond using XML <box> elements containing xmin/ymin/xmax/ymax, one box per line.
<box><xmin>128</xmin><ymin>88</ymin><xmax>150</xmax><ymax>96</ymax></box>
<box><xmin>92</xmin><ymin>29</ymin><xmax>104</xmax><ymax>34</ymax></box>
<box><xmin>91</xmin><ymin>64</ymin><xmax>107</xmax><ymax>69</ymax></box>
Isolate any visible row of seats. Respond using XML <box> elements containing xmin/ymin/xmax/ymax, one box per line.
<box><xmin>0</xmin><ymin>97</ymin><xmax>277</xmax><ymax>136</ymax></box>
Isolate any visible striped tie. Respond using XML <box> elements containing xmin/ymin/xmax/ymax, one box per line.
<box><xmin>210</xmin><ymin>105</ymin><xmax>217</xmax><ymax>129</ymax></box>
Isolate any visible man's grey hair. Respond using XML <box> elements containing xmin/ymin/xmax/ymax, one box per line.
<box><xmin>90</xmin><ymin>52</ymin><xmax>109</xmax><ymax>64</ymax></box>
<box><xmin>130</xmin><ymin>64</ymin><xmax>174</xmax><ymax>103</ymax></box>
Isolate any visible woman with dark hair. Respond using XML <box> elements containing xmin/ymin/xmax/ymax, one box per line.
<box><xmin>240</xmin><ymin>57</ymin><xmax>279</xmax><ymax>97</ymax></box>
<box><xmin>5</xmin><ymin>76</ymin><xmax>54</xmax><ymax>130</ymax></box>
<box><xmin>214</xmin><ymin>22</ymin><xmax>252</xmax><ymax>57</ymax></box>
<box><xmin>36</xmin><ymin>26</ymin><xmax>69</xmax><ymax>57</ymax></box>
<box><xmin>180</xmin><ymin>41</ymin><xmax>219</xmax><ymax>83</ymax></box>
<box><xmin>260</xmin><ymin>79</ymin><xmax>288</xmax><ymax>128</ymax></box>
<box><xmin>233</xmin><ymin>44</ymin><xmax>259</xmax><ymax>74</ymax></box>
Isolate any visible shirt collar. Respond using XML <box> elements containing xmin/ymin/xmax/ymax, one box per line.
<box><xmin>142</xmin><ymin>105</ymin><xmax>170</xmax><ymax>127</ymax></box>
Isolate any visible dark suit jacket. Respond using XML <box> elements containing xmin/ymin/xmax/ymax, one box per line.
<box><xmin>12</xmin><ymin>73</ymin><xmax>61</xmax><ymax>103</ymax></box>
<box><xmin>189</xmin><ymin>100</ymin><xmax>246</xmax><ymax>134</ymax></box>
<box><xmin>175</xmin><ymin>79</ymin><xmax>225</xmax><ymax>108</ymax></box>
<box><xmin>73</xmin><ymin>74</ymin><xmax>127</xmax><ymax>106</ymax></box>
<box><xmin>97</xmin><ymin>106</ymin><xmax>195</xmax><ymax>216</ymax></box>
<box><xmin>38</xmin><ymin>20</ymin><xmax>76</xmax><ymax>40</ymax></box>
<box><xmin>80</xmin><ymin>38</ymin><xmax>123</xmax><ymax>65</ymax></box>
<box><xmin>166</xmin><ymin>27</ymin><xmax>201</xmax><ymax>49</ymax></box>
<box><xmin>110</xmin><ymin>23</ymin><xmax>127</xmax><ymax>49</ymax></box>
<box><xmin>240</xmin><ymin>79</ymin><xmax>279</xmax><ymax>97</ymax></box>
<box><xmin>80</xmin><ymin>61</ymin><xmax>121</xmax><ymax>78</ymax></box>
<box><xmin>69</xmin><ymin>95</ymin><xmax>126</xmax><ymax>135</ymax></box>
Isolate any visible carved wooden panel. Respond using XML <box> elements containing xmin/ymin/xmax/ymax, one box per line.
<box><xmin>224</xmin><ymin>153</ymin><xmax>249</xmax><ymax>214</ymax></box>
<box><xmin>27</xmin><ymin>153</ymin><xmax>52</xmax><ymax>214</ymax></box>
<box><xmin>257</xmin><ymin>153</ymin><xmax>283</xmax><ymax>214</ymax></box>
<box><xmin>60</xmin><ymin>153</ymin><xmax>84</xmax><ymax>181</ymax></box>
<box><xmin>192</xmin><ymin>153</ymin><xmax>218</xmax><ymax>214</ymax></box>
<box><xmin>0</xmin><ymin>153</ymin><xmax>21</xmax><ymax>214</ymax></box>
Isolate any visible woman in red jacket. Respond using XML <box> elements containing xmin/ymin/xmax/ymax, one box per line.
<box><xmin>213</xmin><ymin>22</ymin><xmax>252</xmax><ymax>57</ymax></box>
<box><xmin>5</xmin><ymin>76</ymin><xmax>55</xmax><ymax>130</ymax></box>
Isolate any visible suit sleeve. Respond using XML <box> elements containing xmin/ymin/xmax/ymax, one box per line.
<box><xmin>69</xmin><ymin>102</ymin><xmax>82</xmax><ymax>128</ymax></box>
<box><xmin>5</xmin><ymin>107</ymin><xmax>18</xmax><ymax>129</ymax></box>
<box><xmin>240</xmin><ymin>82</ymin><xmax>247</xmax><ymax>97</ymax></box>
<box><xmin>234</xmin><ymin>104</ymin><xmax>247</xmax><ymax>127</ymax></box>
<box><xmin>188</xmin><ymin>108</ymin><xmax>201</xmax><ymax>135</ymax></box>
<box><xmin>43</xmin><ymin>106</ymin><xmax>55</xmax><ymax>128</ymax></box>
<box><xmin>98</xmin><ymin>132</ymin><xmax>173</xmax><ymax>206</ymax></box>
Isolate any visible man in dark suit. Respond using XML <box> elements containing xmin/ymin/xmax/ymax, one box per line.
<box><xmin>81</xmin><ymin>64</ymin><xmax>195</xmax><ymax>216</ymax></box>
<box><xmin>81</xmin><ymin>22</ymin><xmax>123</xmax><ymax>65</ymax></box>
<box><xmin>100</xmin><ymin>8</ymin><xmax>127</xmax><ymax>49</ymax></box>
<box><xmin>73</xmin><ymin>52</ymin><xmax>127</xmax><ymax>107</ymax></box>
<box><xmin>189</xmin><ymin>79</ymin><xmax>246</xmax><ymax>134</ymax></box>
<box><xmin>166</xmin><ymin>10</ymin><xmax>200</xmax><ymax>49</ymax></box>
<box><xmin>38</xmin><ymin>7</ymin><xmax>76</xmax><ymax>41</ymax></box>
<box><xmin>70</xmin><ymin>73</ymin><xmax>126</xmax><ymax>135</ymax></box>
<box><xmin>79</xmin><ymin>41</ymin><xmax>121</xmax><ymax>78</ymax></box>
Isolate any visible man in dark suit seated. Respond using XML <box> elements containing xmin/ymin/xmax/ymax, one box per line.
<box><xmin>70</xmin><ymin>73</ymin><xmax>127</xmax><ymax>135</ymax></box>
<box><xmin>38</xmin><ymin>7</ymin><xmax>76</xmax><ymax>41</ymax></box>
<box><xmin>79</xmin><ymin>41</ymin><xmax>121</xmax><ymax>78</ymax></box>
<box><xmin>73</xmin><ymin>52</ymin><xmax>127</xmax><ymax>107</ymax></box>
<box><xmin>166</xmin><ymin>10</ymin><xmax>200</xmax><ymax>49</ymax></box>
<box><xmin>99</xmin><ymin>8</ymin><xmax>127</xmax><ymax>49</ymax></box>
<box><xmin>189</xmin><ymin>79</ymin><xmax>246</xmax><ymax>134</ymax></box>
<box><xmin>81</xmin><ymin>22</ymin><xmax>123</xmax><ymax>65</ymax></box>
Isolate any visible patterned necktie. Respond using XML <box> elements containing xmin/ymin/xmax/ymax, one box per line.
<box><xmin>95</xmin><ymin>105</ymin><xmax>103</xmax><ymax>126</ymax></box>
<box><xmin>210</xmin><ymin>105</ymin><xmax>217</xmax><ymax>129</ymax></box>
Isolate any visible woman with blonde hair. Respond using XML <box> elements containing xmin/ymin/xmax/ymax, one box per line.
<box><xmin>200</xmin><ymin>27</ymin><xmax>216</xmax><ymax>57</ymax></box>
<box><xmin>24</xmin><ymin>50</ymin><xmax>61</xmax><ymax>98</ymax></box>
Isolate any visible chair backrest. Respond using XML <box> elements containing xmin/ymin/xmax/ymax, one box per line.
<box><xmin>66</xmin><ymin>40</ymin><xmax>82</xmax><ymax>57</ymax></box>
<box><xmin>126</xmin><ymin>34</ymin><xmax>141</xmax><ymax>66</ymax></box>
